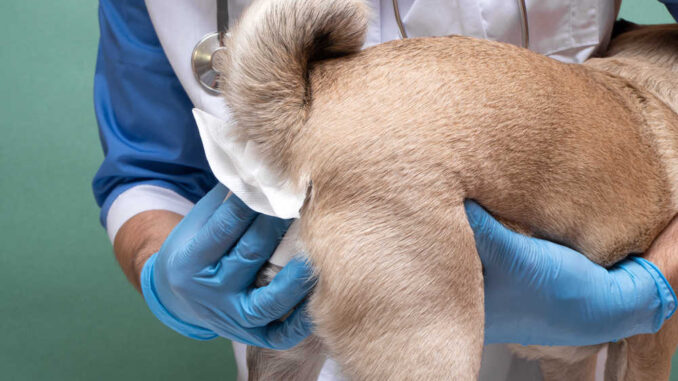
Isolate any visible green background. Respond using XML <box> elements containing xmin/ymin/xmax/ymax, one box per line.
<box><xmin>0</xmin><ymin>1</ymin><xmax>674</xmax><ymax>380</ymax></box>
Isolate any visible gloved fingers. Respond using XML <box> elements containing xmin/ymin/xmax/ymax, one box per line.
<box><xmin>181</xmin><ymin>183</ymin><xmax>230</xmax><ymax>228</ymax></box>
<box><xmin>186</xmin><ymin>193</ymin><xmax>258</xmax><ymax>270</ymax></box>
<box><xmin>464</xmin><ymin>200</ymin><xmax>571</xmax><ymax>277</ymax></box>
<box><xmin>239</xmin><ymin>258</ymin><xmax>315</xmax><ymax>327</ymax></box>
<box><xmin>163</xmin><ymin>183</ymin><xmax>230</xmax><ymax>248</ymax></box>
<box><xmin>463</xmin><ymin>200</ymin><xmax>521</xmax><ymax>265</ymax></box>
<box><xmin>261</xmin><ymin>301</ymin><xmax>313</xmax><ymax>350</ymax></box>
<box><xmin>217</xmin><ymin>215</ymin><xmax>293</xmax><ymax>288</ymax></box>
<box><xmin>216</xmin><ymin>326</ymin><xmax>278</xmax><ymax>349</ymax></box>
<box><xmin>224</xmin><ymin>303</ymin><xmax>312</xmax><ymax>349</ymax></box>
<box><xmin>463</xmin><ymin>200</ymin><xmax>495</xmax><ymax>235</ymax></box>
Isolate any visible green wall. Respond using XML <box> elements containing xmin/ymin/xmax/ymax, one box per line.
<box><xmin>0</xmin><ymin>1</ymin><xmax>674</xmax><ymax>380</ymax></box>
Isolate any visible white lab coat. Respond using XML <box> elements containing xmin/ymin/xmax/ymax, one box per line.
<box><xmin>115</xmin><ymin>0</ymin><xmax>622</xmax><ymax>379</ymax></box>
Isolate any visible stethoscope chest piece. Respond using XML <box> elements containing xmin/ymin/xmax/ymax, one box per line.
<box><xmin>191</xmin><ymin>32</ymin><xmax>228</xmax><ymax>95</ymax></box>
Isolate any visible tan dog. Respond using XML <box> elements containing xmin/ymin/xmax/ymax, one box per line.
<box><xmin>214</xmin><ymin>0</ymin><xmax>678</xmax><ymax>379</ymax></box>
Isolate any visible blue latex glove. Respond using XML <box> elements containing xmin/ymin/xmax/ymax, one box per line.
<box><xmin>464</xmin><ymin>200</ymin><xmax>677</xmax><ymax>346</ymax></box>
<box><xmin>140</xmin><ymin>184</ymin><xmax>315</xmax><ymax>350</ymax></box>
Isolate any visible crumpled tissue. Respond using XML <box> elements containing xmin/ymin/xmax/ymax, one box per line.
<box><xmin>193</xmin><ymin>108</ymin><xmax>306</xmax><ymax>266</ymax></box>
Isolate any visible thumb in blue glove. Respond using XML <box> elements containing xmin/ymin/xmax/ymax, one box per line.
<box><xmin>464</xmin><ymin>200</ymin><xmax>677</xmax><ymax>346</ymax></box>
<box><xmin>140</xmin><ymin>184</ymin><xmax>316</xmax><ymax>350</ymax></box>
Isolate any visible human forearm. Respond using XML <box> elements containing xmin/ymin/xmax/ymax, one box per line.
<box><xmin>113</xmin><ymin>210</ymin><xmax>184</xmax><ymax>292</ymax></box>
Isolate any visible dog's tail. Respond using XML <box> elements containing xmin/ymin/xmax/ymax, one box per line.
<box><xmin>218</xmin><ymin>0</ymin><xmax>369</xmax><ymax>167</ymax></box>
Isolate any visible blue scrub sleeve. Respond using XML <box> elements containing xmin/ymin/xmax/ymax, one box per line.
<box><xmin>660</xmin><ymin>0</ymin><xmax>678</xmax><ymax>21</ymax></box>
<box><xmin>92</xmin><ymin>0</ymin><xmax>217</xmax><ymax>227</ymax></box>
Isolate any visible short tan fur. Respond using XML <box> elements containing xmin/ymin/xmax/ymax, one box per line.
<box><xmin>215</xmin><ymin>1</ymin><xmax>678</xmax><ymax>379</ymax></box>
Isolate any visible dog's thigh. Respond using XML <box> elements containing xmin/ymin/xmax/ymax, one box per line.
<box><xmin>606</xmin><ymin>315</ymin><xmax>678</xmax><ymax>381</ymax></box>
<box><xmin>247</xmin><ymin>264</ymin><xmax>326</xmax><ymax>381</ymax></box>
<box><xmin>509</xmin><ymin>344</ymin><xmax>602</xmax><ymax>381</ymax></box>
<box><xmin>305</xmin><ymin>204</ymin><xmax>485</xmax><ymax>380</ymax></box>
<box><xmin>538</xmin><ymin>352</ymin><xmax>598</xmax><ymax>381</ymax></box>
<box><xmin>247</xmin><ymin>336</ymin><xmax>326</xmax><ymax>381</ymax></box>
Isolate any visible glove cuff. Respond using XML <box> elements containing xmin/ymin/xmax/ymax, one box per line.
<box><xmin>629</xmin><ymin>257</ymin><xmax>677</xmax><ymax>330</ymax></box>
<box><xmin>140</xmin><ymin>253</ymin><xmax>218</xmax><ymax>341</ymax></box>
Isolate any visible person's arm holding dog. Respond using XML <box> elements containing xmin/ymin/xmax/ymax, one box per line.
<box><xmin>93</xmin><ymin>0</ymin><xmax>314</xmax><ymax>348</ymax></box>
<box><xmin>112</xmin><ymin>190</ymin><xmax>314</xmax><ymax>348</ymax></box>
<box><xmin>465</xmin><ymin>201</ymin><xmax>678</xmax><ymax>346</ymax></box>
<box><xmin>460</xmin><ymin>0</ymin><xmax>678</xmax><ymax>345</ymax></box>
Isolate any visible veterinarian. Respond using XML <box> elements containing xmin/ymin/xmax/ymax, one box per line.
<box><xmin>93</xmin><ymin>0</ymin><xmax>678</xmax><ymax>380</ymax></box>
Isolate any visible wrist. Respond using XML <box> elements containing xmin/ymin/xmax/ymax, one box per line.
<box><xmin>629</xmin><ymin>257</ymin><xmax>677</xmax><ymax>329</ymax></box>
<box><xmin>607</xmin><ymin>256</ymin><xmax>677</xmax><ymax>342</ymax></box>
<box><xmin>140</xmin><ymin>253</ymin><xmax>218</xmax><ymax>341</ymax></box>
<box><xmin>113</xmin><ymin>210</ymin><xmax>184</xmax><ymax>292</ymax></box>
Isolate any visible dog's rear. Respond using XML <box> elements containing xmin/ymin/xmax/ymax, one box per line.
<box><xmin>217</xmin><ymin>1</ymin><xmax>678</xmax><ymax>379</ymax></box>
<box><xmin>222</xmin><ymin>1</ymin><xmax>485</xmax><ymax>379</ymax></box>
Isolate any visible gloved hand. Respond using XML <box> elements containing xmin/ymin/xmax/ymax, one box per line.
<box><xmin>464</xmin><ymin>200</ymin><xmax>677</xmax><ymax>346</ymax></box>
<box><xmin>140</xmin><ymin>184</ymin><xmax>315</xmax><ymax>350</ymax></box>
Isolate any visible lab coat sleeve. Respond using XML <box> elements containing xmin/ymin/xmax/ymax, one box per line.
<box><xmin>659</xmin><ymin>0</ymin><xmax>678</xmax><ymax>21</ymax></box>
<box><xmin>92</xmin><ymin>0</ymin><xmax>217</xmax><ymax>242</ymax></box>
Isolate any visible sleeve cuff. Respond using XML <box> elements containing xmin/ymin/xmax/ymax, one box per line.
<box><xmin>140</xmin><ymin>253</ymin><xmax>218</xmax><ymax>341</ymax></box>
<box><xmin>105</xmin><ymin>184</ymin><xmax>195</xmax><ymax>243</ymax></box>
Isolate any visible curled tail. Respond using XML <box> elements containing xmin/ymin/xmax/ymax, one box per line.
<box><xmin>217</xmin><ymin>0</ymin><xmax>368</xmax><ymax>168</ymax></box>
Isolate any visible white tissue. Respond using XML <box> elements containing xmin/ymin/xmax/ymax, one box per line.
<box><xmin>193</xmin><ymin>108</ymin><xmax>306</xmax><ymax>266</ymax></box>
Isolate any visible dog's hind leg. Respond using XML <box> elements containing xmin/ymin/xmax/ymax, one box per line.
<box><xmin>247</xmin><ymin>336</ymin><xmax>326</xmax><ymax>381</ymax></box>
<box><xmin>509</xmin><ymin>344</ymin><xmax>602</xmax><ymax>381</ymax></box>
<box><xmin>304</xmin><ymin>203</ymin><xmax>485</xmax><ymax>380</ymax></box>
<box><xmin>605</xmin><ymin>321</ymin><xmax>678</xmax><ymax>381</ymax></box>
<box><xmin>538</xmin><ymin>353</ymin><xmax>599</xmax><ymax>381</ymax></box>
<box><xmin>246</xmin><ymin>263</ymin><xmax>326</xmax><ymax>381</ymax></box>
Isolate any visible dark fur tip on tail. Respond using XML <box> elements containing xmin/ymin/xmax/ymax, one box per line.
<box><xmin>217</xmin><ymin>0</ymin><xmax>369</xmax><ymax>167</ymax></box>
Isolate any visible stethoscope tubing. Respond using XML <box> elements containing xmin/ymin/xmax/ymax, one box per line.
<box><xmin>392</xmin><ymin>0</ymin><xmax>529</xmax><ymax>48</ymax></box>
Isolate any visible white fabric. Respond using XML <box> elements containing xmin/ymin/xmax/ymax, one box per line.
<box><xmin>145</xmin><ymin>1</ymin><xmax>225</xmax><ymax>118</ymax></box>
<box><xmin>193</xmin><ymin>109</ymin><xmax>306</xmax><ymax>219</ymax></box>
<box><xmin>267</xmin><ymin>220</ymin><xmax>304</xmax><ymax>267</ymax></box>
<box><xmin>105</xmin><ymin>185</ymin><xmax>194</xmax><ymax>243</ymax></box>
<box><xmin>193</xmin><ymin>108</ymin><xmax>306</xmax><ymax>266</ymax></box>
<box><xmin>139</xmin><ymin>0</ymin><xmax>620</xmax><ymax>379</ymax></box>
<box><xmin>232</xmin><ymin>341</ymin><xmax>248</xmax><ymax>381</ymax></box>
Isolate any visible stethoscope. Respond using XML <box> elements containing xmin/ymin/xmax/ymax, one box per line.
<box><xmin>192</xmin><ymin>0</ymin><xmax>230</xmax><ymax>94</ymax></box>
<box><xmin>192</xmin><ymin>0</ymin><xmax>530</xmax><ymax>95</ymax></box>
